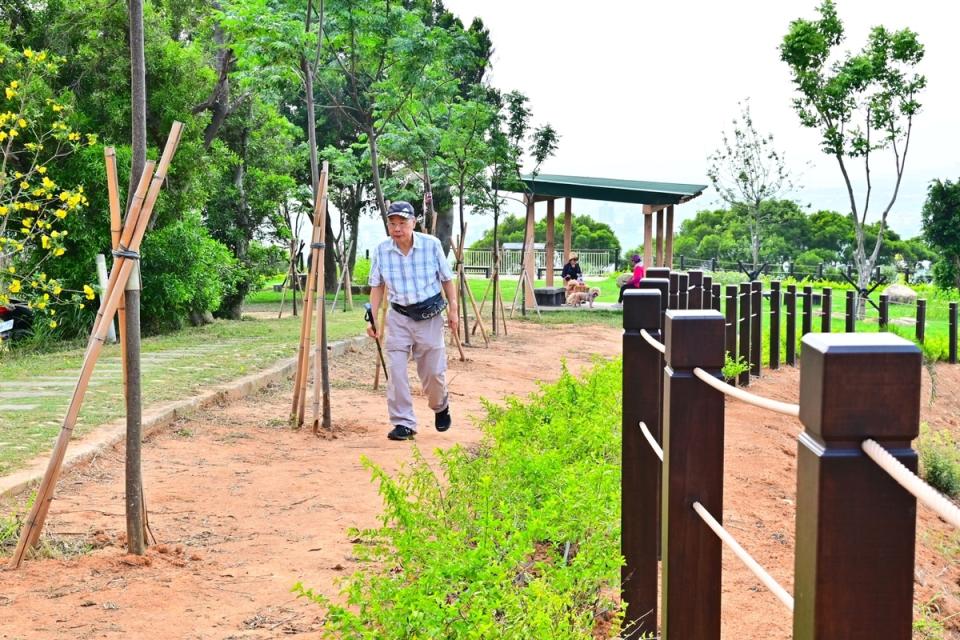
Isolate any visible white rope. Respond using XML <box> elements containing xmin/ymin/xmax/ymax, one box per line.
<box><xmin>639</xmin><ymin>329</ymin><xmax>666</xmax><ymax>354</ymax></box>
<box><xmin>638</xmin><ymin>421</ymin><xmax>663</xmax><ymax>462</ymax></box>
<box><xmin>862</xmin><ymin>439</ymin><xmax>960</xmax><ymax>529</ymax></box>
<box><xmin>692</xmin><ymin>368</ymin><xmax>800</xmax><ymax>418</ymax></box>
<box><xmin>692</xmin><ymin>501</ymin><xmax>795</xmax><ymax>612</ymax></box>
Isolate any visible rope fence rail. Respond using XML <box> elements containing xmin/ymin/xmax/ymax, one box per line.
<box><xmin>638</xmin><ymin>421</ymin><xmax>663</xmax><ymax>462</ymax></box>
<box><xmin>639</xmin><ymin>329</ymin><xmax>666</xmax><ymax>355</ymax></box>
<box><xmin>692</xmin><ymin>367</ymin><xmax>800</xmax><ymax>417</ymax></box>
<box><xmin>691</xmin><ymin>501</ymin><xmax>795</xmax><ymax>612</ymax></box>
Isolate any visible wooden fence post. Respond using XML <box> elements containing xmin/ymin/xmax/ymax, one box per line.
<box><xmin>786</xmin><ymin>284</ymin><xmax>797</xmax><ymax>366</ymax></box>
<box><xmin>845</xmin><ymin>290</ymin><xmax>856</xmax><ymax>333</ymax></box>
<box><xmin>661</xmin><ymin>309</ymin><xmax>725</xmax><ymax>640</ymax></box>
<box><xmin>821</xmin><ymin>287</ymin><xmax>832</xmax><ymax>333</ymax></box>
<box><xmin>678</xmin><ymin>273</ymin><xmax>689</xmax><ymax>310</ymax></box>
<box><xmin>916</xmin><ymin>299</ymin><xmax>926</xmax><ymax>344</ymax></box>
<box><xmin>802</xmin><ymin>285</ymin><xmax>813</xmax><ymax>336</ymax></box>
<box><xmin>879</xmin><ymin>294</ymin><xmax>889</xmax><ymax>331</ymax></box>
<box><xmin>646</xmin><ymin>267</ymin><xmax>670</xmax><ymax>280</ymax></box>
<box><xmin>770</xmin><ymin>280</ymin><xmax>781</xmax><ymax>370</ymax></box>
<box><xmin>702</xmin><ymin>275</ymin><xmax>713</xmax><ymax>310</ymax></box>
<box><xmin>751</xmin><ymin>281</ymin><xmax>762</xmax><ymax>376</ymax></box>
<box><xmin>950</xmin><ymin>302</ymin><xmax>958</xmax><ymax>364</ymax></box>
<box><xmin>794</xmin><ymin>333</ymin><xmax>921</xmax><ymax>639</ymax></box>
<box><xmin>622</xmin><ymin>290</ymin><xmax>664</xmax><ymax>637</ymax></box>
<box><xmin>712</xmin><ymin>283</ymin><xmax>721</xmax><ymax>312</ymax></box>
<box><xmin>738</xmin><ymin>282</ymin><xmax>751</xmax><ymax>386</ymax></box>
<box><xmin>688</xmin><ymin>270</ymin><xmax>703</xmax><ymax>309</ymax></box>
<box><xmin>669</xmin><ymin>272</ymin><xmax>679</xmax><ymax>310</ymax></box>
<box><xmin>724</xmin><ymin>285</ymin><xmax>737</xmax><ymax>382</ymax></box>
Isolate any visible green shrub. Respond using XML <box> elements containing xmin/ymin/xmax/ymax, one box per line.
<box><xmin>296</xmin><ymin>359</ymin><xmax>625</xmax><ymax>638</ymax></box>
<box><xmin>918</xmin><ymin>426</ymin><xmax>960</xmax><ymax>498</ymax></box>
<box><xmin>139</xmin><ymin>211</ymin><xmax>239</xmax><ymax>333</ymax></box>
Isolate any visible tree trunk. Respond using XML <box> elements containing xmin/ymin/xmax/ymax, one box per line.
<box><xmin>198</xmin><ymin>4</ymin><xmax>234</xmax><ymax>151</ymax></box>
<box><xmin>492</xmin><ymin>209</ymin><xmax>499</xmax><ymax>336</ymax></box>
<box><xmin>127</xmin><ymin>0</ymin><xmax>147</xmax><ymax>211</ymax></box>
<box><xmin>458</xmin><ymin>184</ymin><xmax>469</xmax><ymax>345</ymax></box>
<box><xmin>367</xmin><ymin>126</ymin><xmax>388</xmax><ymax>232</ymax></box>
<box><xmin>436</xmin><ymin>204</ymin><xmax>453</xmax><ymax>256</ymax></box>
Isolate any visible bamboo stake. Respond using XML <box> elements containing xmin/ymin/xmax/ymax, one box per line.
<box><xmin>292</xmin><ymin>186</ymin><xmax>325</xmax><ymax>426</ymax></box>
<box><xmin>496</xmin><ymin>275</ymin><xmax>509</xmax><ymax>335</ymax></box>
<box><xmin>471</xmin><ymin>277</ymin><xmax>493</xmax><ymax>336</ymax></box>
<box><xmin>11</xmin><ymin>123</ymin><xmax>183</xmax><ymax>567</ymax></box>
<box><xmin>311</xmin><ymin>163</ymin><xmax>330</xmax><ymax>433</ymax></box>
<box><xmin>454</xmin><ymin>233</ymin><xmax>489</xmax><ymax>346</ymax></box>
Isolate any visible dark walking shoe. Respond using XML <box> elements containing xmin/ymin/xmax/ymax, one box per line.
<box><xmin>387</xmin><ymin>425</ymin><xmax>416</xmax><ymax>441</ymax></box>
<box><xmin>434</xmin><ymin>407</ymin><xmax>451</xmax><ymax>432</ymax></box>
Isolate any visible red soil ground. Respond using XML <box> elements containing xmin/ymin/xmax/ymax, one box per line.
<box><xmin>0</xmin><ymin>321</ymin><xmax>958</xmax><ymax>639</ymax></box>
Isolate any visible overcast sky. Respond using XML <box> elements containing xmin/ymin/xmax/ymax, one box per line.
<box><xmin>436</xmin><ymin>0</ymin><xmax>960</xmax><ymax>248</ymax></box>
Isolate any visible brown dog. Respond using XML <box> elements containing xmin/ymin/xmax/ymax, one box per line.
<box><xmin>566</xmin><ymin>287</ymin><xmax>601</xmax><ymax>308</ymax></box>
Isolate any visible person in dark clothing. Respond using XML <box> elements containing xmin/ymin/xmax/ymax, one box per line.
<box><xmin>617</xmin><ymin>254</ymin><xmax>646</xmax><ymax>305</ymax></box>
<box><xmin>561</xmin><ymin>253</ymin><xmax>583</xmax><ymax>282</ymax></box>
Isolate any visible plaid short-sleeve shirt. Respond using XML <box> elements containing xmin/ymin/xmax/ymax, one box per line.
<box><xmin>368</xmin><ymin>232</ymin><xmax>454</xmax><ymax>306</ymax></box>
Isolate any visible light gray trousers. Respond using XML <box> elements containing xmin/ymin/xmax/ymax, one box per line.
<box><xmin>385</xmin><ymin>310</ymin><xmax>448</xmax><ymax>431</ymax></box>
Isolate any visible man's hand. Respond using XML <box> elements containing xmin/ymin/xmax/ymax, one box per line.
<box><xmin>447</xmin><ymin>306</ymin><xmax>459</xmax><ymax>334</ymax></box>
<box><xmin>366</xmin><ymin>325</ymin><xmax>379</xmax><ymax>339</ymax></box>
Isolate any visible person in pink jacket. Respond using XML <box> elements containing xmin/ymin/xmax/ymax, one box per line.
<box><xmin>617</xmin><ymin>254</ymin><xmax>646</xmax><ymax>304</ymax></box>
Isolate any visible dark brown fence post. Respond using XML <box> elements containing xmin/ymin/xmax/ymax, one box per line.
<box><xmin>668</xmin><ymin>272</ymin><xmax>679</xmax><ymax>310</ymax></box>
<box><xmin>845</xmin><ymin>290</ymin><xmax>855</xmax><ymax>333</ymax></box>
<box><xmin>794</xmin><ymin>333</ymin><xmax>921</xmax><ymax>639</ymax></box>
<box><xmin>688</xmin><ymin>270</ymin><xmax>703</xmax><ymax>309</ymax></box>
<box><xmin>879</xmin><ymin>294</ymin><xmax>889</xmax><ymax>331</ymax></box>
<box><xmin>661</xmin><ymin>309</ymin><xmax>725</xmax><ymax>640</ymax></box>
<box><xmin>786</xmin><ymin>284</ymin><xmax>797</xmax><ymax>366</ymax></box>
<box><xmin>621</xmin><ymin>289</ymin><xmax>663</xmax><ymax>637</ymax></box>
<box><xmin>950</xmin><ymin>302</ymin><xmax>958</xmax><ymax>364</ymax></box>
<box><xmin>916</xmin><ymin>299</ymin><xmax>926</xmax><ymax>344</ymax></box>
<box><xmin>739</xmin><ymin>282</ymin><xmax>751</xmax><ymax>386</ymax></box>
<box><xmin>712</xmin><ymin>283</ymin><xmax>721</xmax><ymax>312</ymax></box>
<box><xmin>750</xmin><ymin>280</ymin><xmax>762</xmax><ymax>377</ymax></box>
<box><xmin>770</xmin><ymin>280</ymin><xmax>781</xmax><ymax>369</ymax></box>
<box><xmin>702</xmin><ymin>275</ymin><xmax>713</xmax><ymax>310</ymax></box>
<box><xmin>802</xmin><ymin>285</ymin><xmax>813</xmax><ymax>336</ymax></box>
<box><xmin>678</xmin><ymin>273</ymin><xmax>689</xmax><ymax>310</ymax></box>
<box><xmin>725</xmin><ymin>284</ymin><xmax>737</xmax><ymax>382</ymax></box>
<box><xmin>646</xmin><ymin>267</ymin><xmax>670</xmax><ymax>280</ymax></box>
<box><xmin>821</xmin><ymin>287</ymin><xmax>832</xmax><ymax>333</ymax></box>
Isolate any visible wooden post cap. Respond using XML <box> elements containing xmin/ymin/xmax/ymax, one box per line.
<box><xmin>637</xmin><ymin>277</ymin><xmax>669</xmax><ymax>300</ymax></box>
<box><xmin>664</xmin><ymin>310</ymin><xmax>725</xmax><ymax>370</ymax></box>
<box><xmin>799</xmin><ymin>333</ymin><xmax>921</xmax><ymax>441</ymax></box>
<box><xmin>646</xmin><ymin>267</ymin><xmax>670</xmax><ymax>279</ymax></box>
<box><xmin>623</xmin><ymin>290</ymin><xmax>661</xmax><ymax>330</ymax></box>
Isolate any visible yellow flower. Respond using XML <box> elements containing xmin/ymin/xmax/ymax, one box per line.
<box><xmin>35</xmin><ymin>299</ymin><xmax>46</xmax><ymax>310</ymax></box>
<box><xmin>0</xmin><ymin>205</ymin><xmax>7</xmax><ymax>216</ymax></box>
<box><xmin>53</xmin><ymin>247</ymin><xmax>64</xmax><ymax>256</ymax></box>
<box><xmin>83</xmin><ymin>284</ymin><xmax>95</xmax><ymax>300</ymax></box>
<box><xmin>51</xmin><ymin>103</ymin><xmax>63</xmax><ymax>112</ymax></box>
<box><xmin>0</xmin><ymin>131</ymin><xmax>6</xmax><ymax>142</ymax></box>
<box><xmin>41</xmin><ymin>234</ymin><xmax>50</xmax><ymax>249</ymax></box>
<box><xmin>8</xmin><ymin>129</ymin><xmax>17</xmax><ymax>137</ymax></box>
<box><xmin>42</xmin><ymin>176</ymin><xmax>54</xmax><ymax>189</ymax></box>
<box><xmin>36</xmin><ymin>52</ymin><xmax>46</xmax><ymax>62</ymax></box>
<box><xmin>67</xmin><ymin>132</ymin><xmax>80</xmax><ymax>141</ymax></box>
<box><xmin>17</xmin><ymin>118</ymin><xmax>25</xmax><ymax>128</ymax></box>
<box><xmin>8</xmin><ymin>279</ymin><xmax>21</xmax><ymax>293</ymax></box>
<box><xmin>49</xmin><ymin>320</ymin><xmax>57</xmax><ymax>329</ymax></box>
<box><xmin>19</xmin><ymin>181</ymin><xmax>28</xmax><ymax>189</ymax></box>
<box><xmin>23</xmin><ymin>48</ymin><xmax>33</xmax><ymax>59</ymax></box>
<box><xmin>86</xmin><ymin>133</ymin><xmax>97</xmax><ymax>145</ymax></box>
<box><xmin>54</xmin><ymin>208</ymin><xmax>66</xmax><ymax>219</ymax></box>
<box><xmin>6</xmin><ymin>266</ymin><xmax>13</xmax><ymax>274</ymax></box>
<box><xmin>9</xmin><ymin>81</ymin><xmax>17</xmax><ymax>89</ymax></box>
<box><xmin>79</xmin><ymin>303</ymin><xmax>85</xmax><ymax>309</ymax></box>
<box><xmin>5</xmin><ymin>88</ymin><xmax>15</xmax><ymax>100</ymax></box>
<box><xmin>37</xmin><ymin>166</ymin><xmax>46</xmax><ymax>174</ymax></box>
<box><xmin>53</xmin><ymin>285</ymin><xmax>62</xmax><ymax>295</ymax></box>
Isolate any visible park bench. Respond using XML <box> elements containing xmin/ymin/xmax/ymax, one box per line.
<box><xmin>534</xmin><ymin>286</ymin><xmax>566</xmax><ymax>307</ymax></box>
<box><xmin>462</xmin><ymin>265</ymin><xmax>492</xmax><ymax>278</ymax></box>
<box><xmin>536</xmin><ymin>267</ymin><xmax>564</xmax><ymax>280</ymax></box>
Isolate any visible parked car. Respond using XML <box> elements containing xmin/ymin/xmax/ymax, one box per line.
<box><xmin>0</xmin><ymin>298</ymin><xmax>34</xmax><ymax>341</ymax></box>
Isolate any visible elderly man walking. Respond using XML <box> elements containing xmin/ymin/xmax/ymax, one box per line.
<box><xmin>367</xmin><ymin>201</ymin><xmax>459</xmax><ymax>440</ymax></box>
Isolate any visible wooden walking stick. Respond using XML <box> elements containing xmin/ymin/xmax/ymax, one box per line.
<box><xmin>312</xmin><ymin>165</ymin><xmax>330</xmax><ymax>433</ymax></box>
<box><xmin>373</xmin><ymin>292</ymin><xmax>389</xmax><ymax>390</ymax></box>
<box><xmin>10</xmin><ymin>123</ymin><xmax>183</xmax><ymax>568</ymax></box>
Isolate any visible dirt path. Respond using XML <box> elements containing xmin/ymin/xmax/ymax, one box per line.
<box><xmin>1</xmin><ymin>322</ymin><xmax>958</xmax><ymax>639</ymax></box>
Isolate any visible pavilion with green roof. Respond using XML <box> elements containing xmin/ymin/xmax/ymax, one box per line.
<box><xmin>515</xmin><ymin>173</ymin><xmax>707</xmax><ymax>295</ymax></box>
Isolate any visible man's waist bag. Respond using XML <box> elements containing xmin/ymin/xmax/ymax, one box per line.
<box><xmin>391</xmin><ymin>292</ymin><xmax>447</xmax><ymax>321</ymax></box>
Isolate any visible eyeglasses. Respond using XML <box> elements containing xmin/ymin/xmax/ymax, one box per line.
<box><xmin>387</xmin><ymin>220</ymin><xmax>410</xmax><ymax>229</ymax></box>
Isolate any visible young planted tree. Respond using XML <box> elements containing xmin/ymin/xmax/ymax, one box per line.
<box><xmin>706</xmin><ymin>101</ymin><xmax>794</xmax><ymax>271</ymax></box>
<box><xmin>781</xmin><ymin>0</ymin><xmax>925</xmax><ymax>314</ymax></box>
<box><xmin>921</xmin><ymin>178</ymin><xmax>960</xmax><ymax>290</ymax></box>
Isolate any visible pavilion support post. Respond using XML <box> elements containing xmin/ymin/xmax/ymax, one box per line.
<box><xmin>665</xmin><ymin>205</ymin><xmax>675</xmax><ymax>268</ymax></box>
<box><xmin>523</xmin><ymin>198</ymin><xmax>536</xmax><ymax>306</ymax></box>
<box><xmin>655</xmin><ymin>207</ymin><xmax>665</xmax><ymax>267</ymax></box>
<box><xmin>546</xmin><ymin>199</ymin><xmax>555</xmax><ymax>287</ymax></box>
<box><xmin>563</xmin><ymin>197</ymin><xmax>572</xmax><ymax>261</ymax></box>
<box><xmin>642</xmin><ymin>205</ymin><xmax>653</xmax><ymax>269</ymax></box>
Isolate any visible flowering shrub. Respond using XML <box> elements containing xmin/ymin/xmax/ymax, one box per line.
<box><xmin>0</xmin><ymin>46</ymin><xmax>97</xmax><ymax>333</ymax></box>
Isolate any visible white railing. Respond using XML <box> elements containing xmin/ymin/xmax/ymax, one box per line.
<box><xmin>459</xmin><ymin>249</ymin><xmax>614</xmax><ymax>276</ymax></box>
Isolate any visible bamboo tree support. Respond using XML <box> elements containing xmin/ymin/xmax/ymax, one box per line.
<box><xmin>293</xmin><ymin>166</ymin><xmax>329</xmax><ymax>428</ymax></box>
<box><xmin>495</xmin><ymin>273</ymin><xmax>509</xmax><ymax>335</ymax></box>
<box><xmin>509</xmin><ymin>268</ymin><xmax>542</xmax><ymax>320</ymax></box>
<box><xmin>10</xmin><ymin>122</ymin><xmax>183</xmax><ymax>569</ymax></box>
<box><xmin>471</xmin><ymin>277</ymin><xmax>493</xmax><ymax>336</ymax></box>
<box><xmin>454</xmin><ymin>230</ymin><xmax>489</xmax><ymax>347</ymax></box>
<box><xmin>312</xmin><ymin>168</ymin><xmax>331</xmax><ymax>433</ymax></box>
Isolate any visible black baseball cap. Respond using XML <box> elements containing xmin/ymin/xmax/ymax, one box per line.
<box><xmin>387</xmin><ymin>201</ymin><xmax>416</xmax><ymax>219</ymax></box>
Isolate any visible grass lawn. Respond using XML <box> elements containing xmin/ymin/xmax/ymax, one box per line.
<box><xmin>0</xmin><ymin>300</ymin><xmax>366</xmax><ymax>476</ymax></box>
